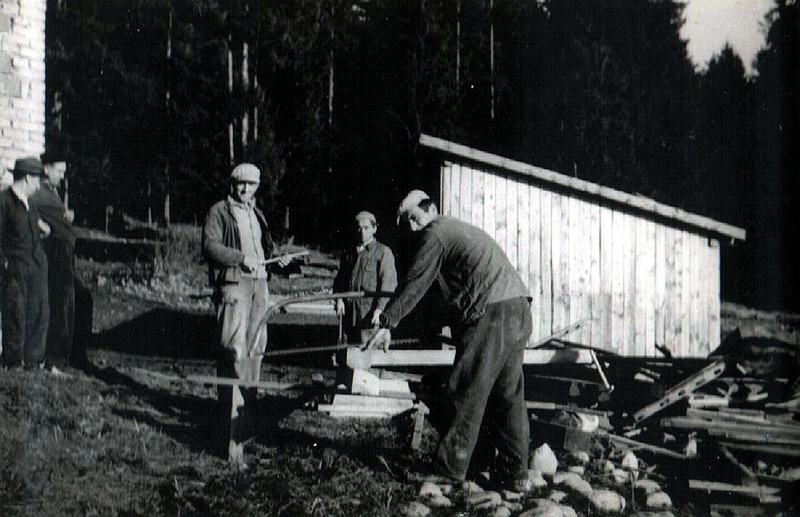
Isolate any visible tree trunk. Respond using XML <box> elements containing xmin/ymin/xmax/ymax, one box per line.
<box><xmin>456</xmin><ymin>0</ymin><xmax>461</xmax><ymax>86</ymax></box>
<box><xmin>164</xmin><ymin>7</ymin><xmax>172</xmax><ymax>227</ymax></box>
<box><xmin>489</xmin><ymin>0</ymin><xmax>494</xmax><ymax>120</ymax></box>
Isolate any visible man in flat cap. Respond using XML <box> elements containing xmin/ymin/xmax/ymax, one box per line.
<box><xmin>30</xmin><ymin>153</ymin><xmax>92</xmax><ymax>372</ymax></box>
<box><xmin>366</xmin><ymin>189</ymin><xmax>534</xmax><ymax>492</ymax></box>
<box><xmin>0</xmin><ymin>157</ymin><xmax>50</xmax><ymax>371</ymax></box>
<box><xmin>332</xmin><ymin>211</ymin><xmax>397</xmax><ymax>344</ymax></box>
<box><xmin>202</xmin><ymin>162</ymin><xmax>290</xmax><ymax>467</ymax></box>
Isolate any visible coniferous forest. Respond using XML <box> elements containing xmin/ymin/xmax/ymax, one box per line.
<box><xmin>44</xmin><ymin>0</ymin><xmax>799</xmax><ymax>311</ymax></box>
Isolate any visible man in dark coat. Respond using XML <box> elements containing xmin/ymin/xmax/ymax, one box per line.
<box><xmin>366</xmin><ymin>190</ymin><xmax>534</xmax><ymax>492</ymax></box>
<box><xmin>333</xmin><ymin>211</ymin><xmax>397</xmax><ymax>344</ymax></box>
<box><xmin>30</xmin><ymin>153</ymin><xmax>92</xmax><ymax>371</ymax></box>
<box><xmin>0</xmin><ymin>157</ymin><xmax>49</xmax><ymax>371</ymax></box>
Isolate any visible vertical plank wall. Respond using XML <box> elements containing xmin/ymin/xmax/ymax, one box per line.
<box><xmin>440</xmin><ymin>162</ymin><xmax>721</xmax><ymax>357</ymax></box>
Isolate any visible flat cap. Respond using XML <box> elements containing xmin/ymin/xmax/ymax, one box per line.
<box><xmin>396</xmin><ymin>189</ymin><xmax>431</xmax><ymax>224</ymax></box>
<box><xmin>8</xmin><ymin>157</ymin><xmax>45</xmax><ymax>180</ymax></box>
<box><xmin>230</xmin><ymin>163</ymin><xmax>260</xmax><ymax>183</ymax></box>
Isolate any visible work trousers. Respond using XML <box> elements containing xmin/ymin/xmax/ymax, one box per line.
<box><xmin>43</xmin><ymin>239</ymin><xmax>75</xmax><ymax>368</ymax></box>
<box><xmin>214</xmin><ymin>277</ymin><xmax>269</xmax><ymax>463</ymax></box>
<box><xmin>1</xmin><ymin>260</ymin><xmax>49</xmax><ymax>369</ymax></box>
<box><xmin>436</xmin><ymin>296</ymin><xmax>532</xmax><ymax>482</ymax></box>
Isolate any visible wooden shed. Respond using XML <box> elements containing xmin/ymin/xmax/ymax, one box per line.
<box><xmin>419</xmin><ymin>134</ymin><xmax>746</xmax><ymax>358</ymax></box>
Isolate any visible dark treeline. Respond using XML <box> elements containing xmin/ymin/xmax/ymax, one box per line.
<box><xmin>44</xmin><ymin>0</ymin><xmax>799</xmax><ymax>311</ymax></box>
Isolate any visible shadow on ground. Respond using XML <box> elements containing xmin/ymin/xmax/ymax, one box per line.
<box><xmin>81</xmin><ymin>361</ymin><xmax>313</xmax><ymax>459</ymax></box>
<box><xmin>92</xmin><ymin>307</ymin><xmax>340</xmax><ymax>365</ymax></box>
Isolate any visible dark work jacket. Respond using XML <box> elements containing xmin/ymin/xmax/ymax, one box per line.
<box><xmin>383</xmin><ymin>216</ymin><xmax>529</xmax><ymax>330</ymax></box>
<box><xmin>0</xmin><ymin>188</ymin><xmax>47</xmax><ymax>268</ymax></box>
<box><xmin>332</xmin><ymin>239</ymin><xmax>397</xmax><ymax>329</ymax></box>
<box><xmin>201</xmin><ymin>197</ymin><xmax>275</xmax><ymax>287</ymax></box>
<box><xmin>30</xmin><ymin>183</ymin><xmax>77</xmax><ymax>250</ymax></box>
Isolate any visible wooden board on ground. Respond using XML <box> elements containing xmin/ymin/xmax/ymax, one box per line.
<box><xmin>318</xmin><ymin>394</ymin><xmax>416</xmax><ymax>419</ymax></box>
<box><xmin>346</xmin><ymin>348</ymin><xmax>593</xmax><ymax>368</ymax></box>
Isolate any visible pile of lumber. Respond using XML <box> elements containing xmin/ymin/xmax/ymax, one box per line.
<box><xmin>615</xmin><ymin>334</ymin><xmax>800</xmax><ymax>510</ymax></box>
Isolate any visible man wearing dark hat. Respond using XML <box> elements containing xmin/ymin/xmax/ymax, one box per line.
<box><xmin>366</xmin><ymin>189</ymin><xmax>534</xmax><ymax>493</ymax></box>
<box><xmin>202</xmin><ymin>162</ymin><xmax>290</xmax><ymax>467</ymax></box>
<box><xmin>31</xmin><ymin>153</ymin><xmax>90</xmax><ymax>372</ymax></box>
<box><xmin>0</xmin><ymin>157</ymin><xmax>50</xmax><ymax>371</ymax></box>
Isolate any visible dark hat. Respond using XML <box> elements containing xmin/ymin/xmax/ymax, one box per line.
<box><xmin>8</xmin><ymin>157</ymin><xmax>45</xmax><ymax>180</ymax></box>
<box><xmin>40</xmin><ymin>150</ymin><xmax>67</xmax><ymax>165</ymax></box>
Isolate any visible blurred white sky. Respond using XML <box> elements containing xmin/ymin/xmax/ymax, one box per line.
<box><xmin>682</xmin><ymin>0</ymin><xmax>774</xmax><ymax>76</ymax></box>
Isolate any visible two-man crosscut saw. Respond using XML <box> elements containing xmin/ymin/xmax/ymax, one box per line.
<box><xmin>252</xmin><ymin>338</ymin><xmax>422</xmax><ymax>359</ymax></box>
<box><xmin>247</xmin><ymin>290</ymin><xmax>397</xmax><ymax>357</ymax></box>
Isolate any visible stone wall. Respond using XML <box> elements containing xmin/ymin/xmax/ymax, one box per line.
<box><xmin>0</xmin><ymin>0</ymin><xmax>46</xmax><ymax>185</ymax></box>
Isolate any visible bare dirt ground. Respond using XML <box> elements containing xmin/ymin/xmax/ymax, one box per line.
<box><xmin>1</xmin><ymin>257</ymin><xmax>798</xmax><ymax>516</ymax></box>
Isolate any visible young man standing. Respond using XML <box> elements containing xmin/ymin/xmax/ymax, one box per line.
<box><xmin>332</xmin><ymin>211</ymin><xmax>397</xmax><ymax>344</ymax></box>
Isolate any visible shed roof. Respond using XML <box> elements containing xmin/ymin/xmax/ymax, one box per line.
<box><xmin>420</xmin><ymin>134</ymin><xmax>746</xmax><ymax>241</ymax></box>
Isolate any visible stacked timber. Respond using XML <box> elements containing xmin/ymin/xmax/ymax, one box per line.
<box><xmin>614</xmin><ymin>332</ymin><xmax>800</xmax><ymax>512</ymax></box>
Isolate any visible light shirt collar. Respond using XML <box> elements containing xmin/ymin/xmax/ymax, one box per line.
<box><xmin>227</xmin><ymin>195</ymin><xmax>254</xmax><ymax>209</ymax></box>
<box><xmin>10</xmin><ymin>182</ymin><xmax>29</xmax><ymax>210</ymax></box>
<box><xmin>357</xmin><ymin>238</ymin><xmax>374</xmax><ymax>253</ymax></box>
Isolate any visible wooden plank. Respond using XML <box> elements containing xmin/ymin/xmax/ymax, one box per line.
<box><xmin>687</xmin><ymin>232</ymin><xmax>700</xmax><ymax>357</ymax></box>
<box><xmin>677</xmin><ymin>230</ymin><xmax>689</xmax><ymax>356</ymax></box>
<box><xmin>527</xmin><ymin>184</ymin><xmax>541</xmax><ymax>341</ymax></box>
<box><xmin>707</xmin><ymin>429</ymin><xmax>800</xmax><ymax>445</ymax></box>
<box><xmin>644</xmin><ymin>219</ymin><xmax>656</xmax><ymax>357</ymax></box>
<box><xmin>321</xmin><ymin>408</ymin><xmax>399</xmax><ymax>419</ymax></box>
<box><xmin>654</xmin><ymin>223</ymin><xmax>666</xmax><ymax>354</ymax></box>
<box><xmin>411</xmin><ymin>402</ymin><xmax>429</xmax><ymax>450</ymax></box>
<box><xmin>707</xmin><ymin>238</ymin><xmax>721</xmax><ymax>353</ymax></box>
<box><xmin>559</xmin><ymin>195</ymin><xmax>571</xmax><ymax>332</ymax></box>
<box><xmin>345</xmin><ymin>348</ymin><xmax>594</xmax><ymax>368</ymax></box>
<box><xmin>420</xmin><ymin>134</ymin><xmax>746</xmax><ymax>241</ymax></box>
<box><xmin>623</xmin><ymin>212</ymin><xmax>635</xmax><ymax>356</ymax></box>
<box><xmin>664</xmin><ymin>227</ymin><xmax>679</xmax><ymax>354</ymax></box>
<box><xmin>484</xmin><ymin>171</ymin><xmax>497</xmax><ymax>243</ymax></box>
<box><xmin>596</xmin><ymin>430</ymin><xmax>688</xmax><ymax>460</ymax></box>
<box><xmin>550</xmin><ymin>194</ymin><xmax>565</xmax><ymax>330</ymax></box>
<box><xmin>450</xmin><ymin>162</ymin><xmax>461</xmax><ymax>219</ymax></box>
<box><xmin>587</xmin><ymin>202</ymin><xmax>600</xmax><ymax>347</ymax></box>
<box><xmin>185</xmin><ymin>374</ymin><xmax>304</xmax><ymax>391</ymax></box>
<box><xmin>610</xmin><ymin>209</ymin><xmax>626</xmax><ymax>354</ymax></box>
<box><xmin>579</xmin><ymin>198</ymin><xmax>593</xmax><ymax>345</ymax></box>
<box><xmin>696</xmin><ymin>235</ymin><xmax>710</xmax><ymax>355</ymax></box>
<box><xmin>688</xmin><ymin>480</ymin><xmax>779</xmax><ymax>497</ymax></box>
<box><xmin>632</xmin><ymin>360</ymin><xmax>726</xmax><ymax>423</ymax></box>
<box><xmin>660</xmin><ymin>416</ymin><xmax>800</xmax><ymax>437</ymax></box>
<box><xmin>539</xmin><ymin>190</ymin><xmax>553</xmax><ymax>336</ymax></box>
<box><xmin>440</xmin><ymin>161</ymin><xmax>452</xmax><ymax>215</ymax></box>
<box><xmin>720</xmin><ymin>442</ymin><xmax>800</xmax><ymax>457</ymax></box>
<box><xmin>506</xmin><ymin>174</ymin><xmax>519</xmax><ymax>271</ymax></box>
<box><xmin>333</xmin><ymin>394</ymin><xmax>415</xmax><ymax>410</ymax></box>
<box><xmin>495</xmin><ymin>174</ymin><xmax>509</xmax><ymax>255</ymax></box>
<box><xmin>687</xmin><ymin>408</ymin><xmax>800</xmax><ymax>429</ymax></box>
<box><xmin>598</xmin><ymin>206</ymin><xmax>613</xmax><ymax>351</ymax></box>
<box><xmin>471</xmin><ymin>167</ymin><xmax>486</xmax><ymax>228</ymax></box>
<box><xmin>633</xmin><ymin>217</ymin><xmax>648</xmax><ymax>356</ymax></box>
<box><xmin>459</xmin><ymin>163</ymin><xmax>472</xmax><ymax>224</ymax></box>
<box><xmin>568</xmin><ymin>196</ymin><xmax>584</xmax><ymax>344</ymax></box>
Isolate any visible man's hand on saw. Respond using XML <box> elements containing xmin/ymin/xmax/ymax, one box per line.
<box><xmin>241</xmin><ymin>256</ymin><xmax>260</xmax><ymax>273</ymax></box>
<box><xmin>363</xmin><ymin>328</ymin><xmax>392</xmax><ymax>352</ymax></box>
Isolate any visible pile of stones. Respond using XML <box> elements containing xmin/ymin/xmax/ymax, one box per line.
<box><xmin>403</xmin><ymin>443</ymin><xmax>676</xmax><ymax>516</ymax></box>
